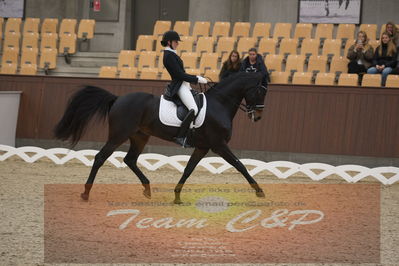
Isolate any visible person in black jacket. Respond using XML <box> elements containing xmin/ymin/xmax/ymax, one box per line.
<box><xmin>240</xmin><ymin>48</ymin><xmax>269</xmax><ymax>87</ymax></box>
<box><xmin>161</xmin><ymin>30</ymin><xmax>208</xmax><ymax>147</ymax></box>
<box><xmin>367</xmin><ymin>31</ymin><xmax>398</xmax><ymax>86</ymax></box>
<box><xmin>219</xmin><ymin>50</ymin><xmax>241</xmax><ymax>81</ymax></box>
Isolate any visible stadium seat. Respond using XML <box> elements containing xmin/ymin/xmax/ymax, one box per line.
<box><xmin>204</xmin><ymin>68</ymin><xmax>220</xmax><ymax>82</ymax></box>
<box><xmin>315</xmin><ymin>72</ymin><xmax>335</xmax><ymax>85</ymax></box>
<box><xmin>59</xmin><ymin>19</ymin><xmax>77</xmax><ymax>36</ymax></box>
<box><xmin>362</xmin><ymin>74</ymin><xmax>381</xmax><ymax>87</ymax></box>
<box><xmin>173</xmin><ymin>21</ymin><xmax>190</xmax><ymax>36</ymax></box>
<box><xmin>21</xmin><ymin>47</ymin><xmax>38</xmax><ymax>66</ymax></box>
<box><xmin>212</xmin><ymin>21</ymin><xmax>230</xmax><ymax>39</ymax></box>
<box><xmin>385</xmin><ymin>75</ymin><xmax>399</xmax><ymax>88</ymax></box>
<box><xmin>252</xmin><ymin>22</ymin><xmax>271</xmax><ymax>39</ymax></box>
<box><xmin>153</xmin><ymin>20</ymin><xmax>171</xmax><ymax>39</ymax></box>
<box><xmin>118</xmin><ymin>50</ymin><xmax>136</xmax><ymax>69</ymax></box>
<box><xmin>300</xmin><ymin>38</ymin><xmax>320</xmax><ymax>57</ymax></box>
<box><xmin>307</xmin><ymin>55</ymin><xmax>328</xmax><ymax>73</ymax></box>
<box><xmin>3</xmin><ymin>32</ymin><xmax>21</xmax><ymax>51</ymax></box>
<box><xmin>22</xmin><ymin>32</ymin><xmax>39</xmax><ymax>49</ymax></box>
<box><xmin>315</xmin><ymin>24</ymin><xmax>333</xmax><ymax>40</ymax></box>
<box><xmin>322</xmin><ymin>39</ymin><xmax>342</xmax><ymax>58</ymax></box>
<box><xmin>140</xmin><ymin>68</ymin><xmax>158</xmax><ymax>79</ymax></box>
<box><xmin>5</xmin><ymin>18</ymin><xmax>22</xmax><ymax>34</ymax></box>
<box><xmin>192</xmin><ymin>21</ymin><xmax>210</xmax><ymax>38</ymax></box>
<box><xmin>19</xmin><ymin>63</ymin><xmax>37</xmax><ymax>75</ymax></box>
<box><xmin>136</xmin><ymin>35</ymin><xmax>154</xmax><ymax>52</ymax></box>
<box><xmin>336</xmin><ymin>24</ymin><xmax>355</xmax><ymax>41</ymax></box>
<box><xmin>265</xmin><ymin>54</ymin><xmax>283</xmax><ymax>72</ymax></box>
<box><xmin>78</xmin><ymin>19</ymin><xmax>95</xmax><ymax>40</ymax></box>
<box><xmin>0</xmin><ymin>63</ymin><xmax>17</xmax><ymax>74</ymax></box>
<box><xmin>0</xmin><ymin>17</ymin><xmax>3</xmax><ymax>36</ymax></box>
<box><xmin>41</xmin><ymin>18</ymin><xmax>59</xmax><ymax>34</ymax></box>
<box><xmin>23</xmin><ymin>18</ymin><xmax>40</xmax><ymax>34</ymax></box>
<box><xmin>40</xmin><ymin>33</ymin><xmax>58</xmax><ymax>51</ymax></box>
<box><xmin>359</xmin><ymin>24</ymin><xmax>377</xmax><ymax>40</ymax></box>
<box><xmin>137</xmin><ymin>51</ymin><xmax>157</xmax><ymax>70</ymax></box>
<box><xmin>294</xmin><ymin>23</ymin><xmax>312</xmax><ymax>40</ymax></box>
<box><xmin>279</xmin><ymin>38</ymin><xmax>298</xmax><ymax>57</ymax></box>
<box><xmin>99</xmin><ymin>66</ymin><xmax>117</xmax><ymax>78</ymax></box>
<box><xmin>186</xmin><ymin>68</ymin><xmax>201</xmax><ymax>75</ymax></box>
<box><xmin>330</xmin><ymin>56</ymin><xmax>349</xmax><ymax>74</ymax></box>
<box><xmin>237</xmin><ymin>37</ymin><xmax>256</xmax><ymax>56</ymax></box>
<box><xmin>338</xmin><ymin>73</ymin><xmax>358</xmax><ymax>86</ymax></box>
<box><xmin>273</xmin><ymin>23</ymin><xmax>291</xmax><ymax>40</ymax></box>
<box><xmin>232</xmin><ymin>22</ymin><xmax>250</xmax><ymax>39</ymax></box>
<box><xmin>216</xmin><ymin>37</ymin><xmax>235</xmax><ymax>57</ymax></box>
<box><xmin>59</xmin><ymin>33</ymin><xmax>77</xmax><ymax>57</ymax></box>
<box><xmin>199</xmin><ymin>53</ymin><xmax>218</xmax><ymax>74</ymax></box>
<box><xmin>177</xmin><ymin>35</ymin><xmax>194</xmax><ymax>54</ymax></box>
<box><xmin>181</xmin><ymin>52</ymin><xmax>198</xmax><ymax>69</ymax></box>
<box><xmin>39</xmin><ymin>48</ymin><xmax>57</xmax><ymax>72</ymax></box>
<box><xmin>285</xmin><ymin>54</ymin><xmax>306</xmax><ymax>73</ymax></box>
<box><xmin>292</xmin><ymin>72</ymin><xmax>313</xmax><ymax>85</ymax></box>
<box><xmin>343</xmin><ymin>39</ymin><xmax>355</xmax><ymax>56</ymax></box>
<box><xmin>1</xmin><ymin>47</ymin><xmax>19</xmax><ymax>65</ymax></box>
<box><xmin>196</xmin><ymin>36</ymin><xmax>214</xmax><ymax>54</ymax></box>
<box><xmin>160</xmin><ymin>68</ymin><xmax>171</xmax><ymax>80</ymax></box>
<box><xmin>119</xmin><ymin>67</ymin><xmax>138</xmax><ymax>79</ymax></box>
<box><xmin>258</xmin><ymin>38</ymin><xmax>277</xmax><ymax>56</ymax></box>
<box><xmin>154</xmin><ymin>36</ymin><xmax>165</xmax><ymax>56</ymax></box>
<box><xmin>270</xmin><ymin>71</ymin><xmax>289</xmax><ymax>84</ymax></box>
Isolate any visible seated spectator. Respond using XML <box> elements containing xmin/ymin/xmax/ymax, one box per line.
<box><xmin>219</xmin><ymin>50</ymin><xmax>241</xmax><ymax>81</ymax></box>
<box><xmin>367</xmin><ymin>32</ymin><xmax>397</xmax><ymax>86</ymax></box>
<box><xmin>384</xmin><ymin>22</ymin><xmax>399</xmax><ymax>46</ymax></box>
<box><xmin>347</xmin><ymin>31</ymin><xmax>374</xmax><ymax>74</ymax></box>
<box><xmin>240</xmin><ymin>48</ymin><xmax>269</xmax><ymax>87</ymax></box>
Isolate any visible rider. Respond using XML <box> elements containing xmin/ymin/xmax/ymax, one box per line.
<box><xmin>161</xmin><ymin>30</ymin><xmax>208</xmax><ymax>147</ymax></box>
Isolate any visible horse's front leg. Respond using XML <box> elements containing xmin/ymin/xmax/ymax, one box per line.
<box><xmin>212</xmin><ymin>144</ymin><xmax>265</xmax><ymax>198</ymax></box>
<box><xmin>174</xmin><ymin>148</ymin><xmax>209</xmax><ymax>204</ymax></box>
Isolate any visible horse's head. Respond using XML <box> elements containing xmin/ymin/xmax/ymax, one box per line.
<box><xmin>243</xmin><ymin>72</ymin><xmax>267</xmax><ymax>122</ymax></box>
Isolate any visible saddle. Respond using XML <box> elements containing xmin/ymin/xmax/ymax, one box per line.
<box><xmin>163</xmin><ymin>90</ymin><xmax>204</xmax><ymax>121</ymax></box>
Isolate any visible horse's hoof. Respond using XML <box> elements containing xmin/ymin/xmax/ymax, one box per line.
<box><xmin>256</xmin><ymin>190</ymin><xmax>265</xmax><ymax>198</ymax></box>
<box><xmin>143</xmin><ymin>189</ymin><xmax>151</xmax><ymax>199</ymax></box>
<box><xmin>173</xmin><ymin>199</ymin><xmax>183</xmax><ymax>205</ymax></box>
<box><xmin>81</xmin><ymin>193</ymin><xmax>89</xmax><ymax>201</ymax></box>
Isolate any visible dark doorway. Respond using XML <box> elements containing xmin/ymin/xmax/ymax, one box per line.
<box><xmin>131</xmin><ymin>0</ymin><xmax>189</xmax><ymax>49</ymax></box>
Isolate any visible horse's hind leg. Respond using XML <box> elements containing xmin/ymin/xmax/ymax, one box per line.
<box><xmin>212</xmin><ymin>144</ymin><xmax>265</xmax><ymax>198</ymax></box>
<box><xmin>123</xmin><ymin>132</ymin><xmax>151</xmax><ymax>198</ymax></box>
<box><xmin>174</xmin><ymin>148</ymin><xmax>209</xmax><ymax>204</ymax></box>
<box><xmin>81</xmin><ymin>141</ymin><xmax>122</xmax><ymax>200</ymax></box>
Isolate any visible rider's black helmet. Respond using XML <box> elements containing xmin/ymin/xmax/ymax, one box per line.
<box><xmin>160</xmin><ymin>30</ymin><xmax>181</xmax><ymax>47</ymax></box>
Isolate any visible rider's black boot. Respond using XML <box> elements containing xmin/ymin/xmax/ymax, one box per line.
<box><xmin>174</xmin><ymin>109</ymin><xmax>195</xmax><ymax>148</ymax></box>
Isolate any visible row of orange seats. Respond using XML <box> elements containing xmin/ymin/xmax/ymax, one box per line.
<box><xmin>272</xmin><ymin>72</ymin><xmax>399</xmax><ymax>88</ymax></box>
<box><xmin>151</xmin><ymin>20</ymin><xmax>398</xmax><ymax>41</ymax></box>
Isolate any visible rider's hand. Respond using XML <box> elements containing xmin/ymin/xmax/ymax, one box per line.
<box><xmin>197</xmin><ymin>76</ymin><xmax>208</xmax><ymax>84</ymax></box>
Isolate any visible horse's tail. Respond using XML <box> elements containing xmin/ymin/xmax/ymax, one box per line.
<box><xmin>54</xmin><ymin>86</ymin><xmax>118</xmax><ymax>147</ymax></box>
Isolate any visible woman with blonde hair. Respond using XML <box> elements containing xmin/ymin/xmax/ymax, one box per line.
<box><xmin>367</xmin><ymin>31</ymin><xmax>398</xmax><ymax>86</ymax></box>
<box><xmin>384</xmin><ymin>22</ymin><xmax>399</xmax><ymax>45</ymax></box>
<box><xmin>219</xmin><ymin>50</ymin><xmax>241</xmax><ymax>80</ymax></box>
<box><xmin>347</xmin><ymin>31</ymin><xmax>374</xmax><ymax>74</ymax></box>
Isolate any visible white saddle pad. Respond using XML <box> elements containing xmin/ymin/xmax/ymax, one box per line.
<box><xmin>159</xmin><ymin>94</ymin><xmax>207</xmax><ymax>128</ymax></box>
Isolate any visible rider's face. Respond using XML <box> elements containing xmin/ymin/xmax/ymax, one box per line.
<box><xmin>170</xmin><ymin>40</ymin><xmax>179</xmax><ymax>50</ymax></box>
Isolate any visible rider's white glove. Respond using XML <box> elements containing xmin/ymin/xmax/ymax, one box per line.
<box><xmin>196</xmin><ymin>76</ymin><xmax>208</xmax><ymax>84</ymax></box>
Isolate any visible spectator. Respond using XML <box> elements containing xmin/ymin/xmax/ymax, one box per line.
<box><xmin>219</xmin><ymin>50</ymin><xmax>241</xmax><ymax>81</ymax></box>
<box><xmin>240</xmin><ymin>48</ymin><xmax>269</xmax><ymax>87</ymax></box>
<box><xmin>347</xmin><ymin>31</ymin><xmax>374</xmax><ymax>74</ymax></box>
<box><xmin>384</xmin><ymin>22</ymin><xmax>399</xmax><ymax>46</ymax></box>
<box><xmin>367</xmin><ymin>31</ymin><xmax>397</xmax><ymax>86</ymax></box>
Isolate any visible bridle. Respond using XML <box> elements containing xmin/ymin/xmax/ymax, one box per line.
<box><xmin>200</xmin><ymin>79</ymin><xmax>266</xmax><ymax>120</ymax></box>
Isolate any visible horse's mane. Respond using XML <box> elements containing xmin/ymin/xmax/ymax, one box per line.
<box><xmin>206</xmin><ymin>72</ymin><xmax>261</xmax><ymax>95</ymax></box>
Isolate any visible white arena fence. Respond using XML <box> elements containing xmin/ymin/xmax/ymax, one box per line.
<box><xmin>0</xmin><ymin>145</ymin><xmax>398</xmax><ymax>185</ymax></box>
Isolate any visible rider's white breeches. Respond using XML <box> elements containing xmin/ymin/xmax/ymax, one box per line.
<box><xmin>177</xmin><ymin>81</ymin><xmax>198</xmax><ymax>115</ymax></box>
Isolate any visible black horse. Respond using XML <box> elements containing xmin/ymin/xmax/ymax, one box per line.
<box><xmin>54</xmin><ymin>72</ymin><xmax>267</xmax><ymax>204</ymax></box>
